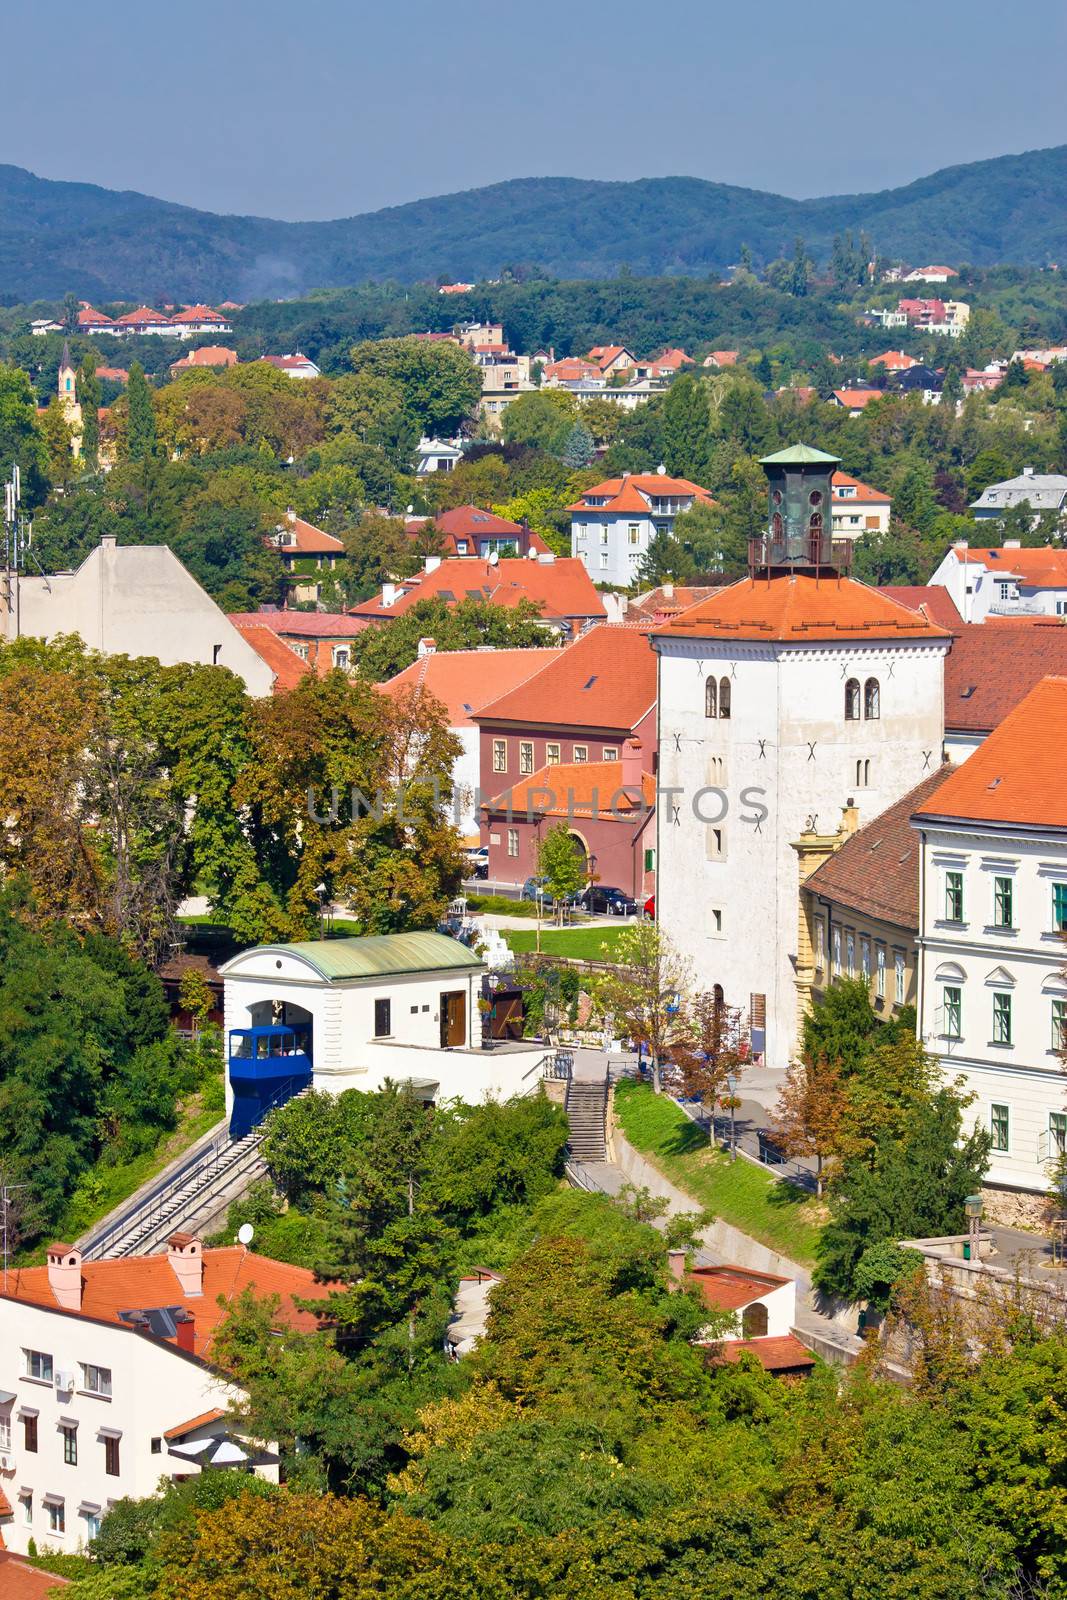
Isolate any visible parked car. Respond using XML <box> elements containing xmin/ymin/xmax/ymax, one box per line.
<box><xmin>576</xmin><ymin>884</ymin><xmax>638</xmax><ymax>917</ymax></box>
<box><xmin>463</xmin><ymin>845</ymin><xmax>489</xmax><ymax>880</ymax></box>
<box><xmin>644</xmin><ymin>894</ymin><xmax>655</xmax><ymax>920</ymax></box>
<box><xmin>520</xmin><ymin>877</ymin><xmax>580</xmax><ymax>912</ymax></box>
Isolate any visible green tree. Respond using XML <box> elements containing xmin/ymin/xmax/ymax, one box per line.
<box><xmin>0</xmin><ymin>362</ymin><xmax>49</xmax><ymax>504</ymax></box>
<box><xmin>349</xmin><ymin>338</ymin><xmax>482</xmax><ymax>436</ymax></box>
<box><xmin>125</xmin><ymin>363</ymin><xmax>158</xmax><ymax>462</ymax></box>
<box><xmin>661</xmin><ymin>375</ymin><xmax>711</xmax><ymax>478</ymax></box>
<box><xmin>559</xmin><ymin>421</ymin><xmax>594</xmax><ymax>468</ymax></box>
<box><xmin>536</xmin><ymin>822</ymin><xmax>585</xmax><ymax>922</ymax></box>
<box><xmin>78</xmin><ymin>355</ymin><xmax>101</xmax><ymax>468</ymax></box>
<box><xmin>593</xmin><ymin>922</ymin><xmax>692</xmax><ymax>1093</ymax></box>
<box><xmin>501</xmin><ymin>388</ymin><xmax>577</xmax><ymax>452</ymax></box>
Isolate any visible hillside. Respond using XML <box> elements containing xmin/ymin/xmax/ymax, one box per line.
<box><xmin>1</xmin><ymin>144</ymin><xmax>1064</xmax><ymax>303</ymax></box>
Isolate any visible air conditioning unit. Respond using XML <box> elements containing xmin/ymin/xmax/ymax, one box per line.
<box><xmin>54</xmin><ymin>1371</ymin><xmax>75</xmax><ymax>1393</ymax></box>
<box><xmin>0</xmin><ymin>1450</ymin><xmax>12</xmax><ymax>1470</ymax></box>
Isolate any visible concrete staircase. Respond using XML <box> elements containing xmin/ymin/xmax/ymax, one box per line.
<box><xmin>564</xmin><ymin>1076</ymin><xmax>608</xmax><ymax>1163</ymax></box>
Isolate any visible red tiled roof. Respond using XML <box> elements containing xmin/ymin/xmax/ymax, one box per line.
<box><xmin>713</xmin><ymin>1334</ymin><xmax>816</xmax><ymax>1372</ymax></box>
<box><xmin>648</xmin><ymin>347</ymin><xmax>693</xmax><ymax>371</ymax></box>
<box><xmin>804</xmin><ymin>769</ymin><xmax>950</xmax><ymax>927</ymax></box>
<box><xmin>0</xmin><ymin>1552</ymin><xmax>70</xmax><ymax>1597</ymax></box>
<box><xmin>651</xmin><ymin>574</ymin><xmax>952</xmax><ymax>644</ymax></box>
<box><xmin>1</xmin><ymin>1246</ymin><xmax>332</xmax><ymax>1359</ymax></box>
<box><xmin>171</xmin><ymin>345</ymin><xmax>238</xmax><ymax>369</ymax></box>
<box><xmin>587</xmin><ymin>345</ymin><xmax>633</xmax><ymax>368</ymax></box>
<box><xmin>705</xmin><ymin>350</ymin><xmax>739</xmax><ymax>366</ymax></box>
<box><xmin>567</xmin><ymin>473</ymin><xmax>714</xmax><ymax>515</ymax></box>
<box><xmin>93</xmin><ymin>366</ymin><xmax>129</xmax><ymax>382</ymax></box>
<box><xmin>832</xmin><ymin>470</ymin><xmax>890</xmax><ymax>505</ymax></box>
<box><xmin>170</xmin><ymin>305</ymin><xmax>228</xmax><ymax>323</ymax></box>
<box><xmin>228</xmin><ymin>611</ymin><xmax>370</xmax><ymax>639</ymax></box>
<box><xmin>880</xmin><ymin>585</ymin><xmax>963</xmax><ymax>630</ymax></box>
<box><xmin>626</xmin><ymin>585</ymin><xmax>724</xmax><ymax>623</ymax></box>
<box><xmin>272</xmin><ymin>514</ymin><xmax>345</xmax><ymax>555</ymax></box>
<box><xmin>435</xmin><ymin>505</ymin><xmax>523</xmax><ymax>538</ymax></box>
<box><xmin>474</xmin><ymin>624</ymin><xmax>657</xmax><ymax>732</ymax></box>
<box><xmin>543</xmin><ymin>357</ymin><xmax>599</xmax><ymax>382</ymax></box>
<box><xmin>230</xmin><ymin>622</ymin><xmax>311</xmax><ymax>692</ymax></box>
<box><xmin>484</xmin><ymin>759</ymin><xmax>655</xmax><ymax>820</ymax></box>
<box><xmin>949</xmin><ymin>546</ymin><xmax>1067</xmax><ymax>587</ymax></box>
<box><xmin>164</xmin><ymin>1407</ymin><xmax>228</xmax><ymax>1440</ymax></box>
<box><xmin>832</xmin><ymin>388</ymin><xmax>884</xmax><ymax>410</ymax></box>
<box><xmin>686</xmin><ymin>1265</ymin><xmax>790</xmax><ymax>1313</ymax></box>
<box><xmin>869</xmin><ymin>350</ymin><xmax>919</xmax><ymax>370</ymax></box>
<box><xmin>915</xmin><ymin>675</ymin><xmax>1067</xmax><ymax>829</ymax></box>
<box><xmin>114</xmin><ymin>306</ymin><xmax>172</xmax><ymax>325</ymax></box>
<box><xmin>76</xmin><ymin>306</ymin><xmax>114</xmax><ymax>327</ymax></box>
<box><xmin>942</xmin><ymin>619</ymin><xmax>1067</xmax><ymax>732</ymax></box>
<box><xmin>380</xmin><ymin>647</ymin><xmax>559</xmax><ymax>727</ymax></box>
<box><xmin>349</xmin><ymin>557</ymin><xmax>607</xmax><ymax>624</ymax></box>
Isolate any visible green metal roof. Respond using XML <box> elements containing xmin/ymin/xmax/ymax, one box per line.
<box><xmin>260</xmin><ymin>931</ymin><xmax>483</xmax><ymax>981</ymax></box>
<box><xmin>759</xmin><ymin>443</ymin><xmax>841</xmax><ymax>466</ymax></box>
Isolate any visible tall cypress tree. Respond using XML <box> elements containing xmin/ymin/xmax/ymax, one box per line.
<box><xmin>78</xmin><ymin>357</ymin><xmax>101</xmax><ymax>469</ymax></box>
<box><xmin>126</xmin><ymin>363</ymin><xmax>157</xmax><ymax>462</ymax></box>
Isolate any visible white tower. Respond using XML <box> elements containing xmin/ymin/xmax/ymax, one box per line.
<box><xmin>652</xmin><ymin>444</ymin><xmax>949</xmax><ymax>1068</ymax></box>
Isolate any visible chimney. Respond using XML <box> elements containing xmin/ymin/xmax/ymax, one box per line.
<box><xmin>100</xmin><ymin>533</ymin><xmax>117</xmax><ymax>550</ymax></box>
<box><xmin>167</xmin><ymin>1232</ymin><xmax>204</xmax><ymax>1297</ymax></box>
<box><xmin>417</xmin><ymin>636</ymin><xmax>437</xmax><ymax>657</ymax></box>
<box><xmin>174</xmin><ymin>1310</ymin><xmax>196</xmax><ymax>1354</ymax></box>
<box><xmin>662</xmin><ymin>583</ymin><xmax>674</xmax><ymax>599</ymax></box>
<box><xmin>381</xmin><ymin>581</ymin><xmax>398</xmax><ymax>608</ymax></box>
<box><xmin>1023</xmin><ymin>466</ymin><xmax>1034</xmax><ymax>478</ymax></box>
<box><xmin>286</xmin><ymin>506</ymin><xmax>297</xmax><ymax>523</ymax></box>
<box><xmin>667</xmin><ymin>1249</ymin><xmax>687</xmax><ymax>1289</ymax></box>
<box><xmin>952</xmin><ymin>539</ymin><xmax>969</xmax><ymax>552</ymax></box>
<box><xmin>46</xmin><ymin>1244</ymin><xmax>83</xmax><ymax>1312</ymax></box>
<box><xmin>424</xmin><ymin>554</ymin><xmax>442</xmax><ymax>574</ymax></box>
<box><xmin>1003</xmin><ymin>539</ymin><xmax>1021</xmax><ymax>549</ymax></box>
<box><xmin>840</xmin><ymin>800</ymin><xmax>860</xmax><ymax>836</ymax></box>
<box><xmin>621</xmin><ymin>738</ymin><xmax>644</xmax><ymax>790</ymax></box>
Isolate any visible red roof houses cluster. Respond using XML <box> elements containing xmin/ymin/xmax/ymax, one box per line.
<box><xmin>76</xmin><ymin>302</ymin><xmax>233</xmax><ymax>337</ymax></box>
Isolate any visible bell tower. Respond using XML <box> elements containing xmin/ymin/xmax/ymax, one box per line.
<box><xmin>57</xmin><ymin>341</ymin><xmax>83</xmax><ymax>459</ymax></box>
<box><xmin>752</xmin><ymin>443</ymin><xmax>847</xmax><ymax>574</ymax></box>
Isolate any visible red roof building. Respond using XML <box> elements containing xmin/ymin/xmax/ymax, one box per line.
<box><xmin>917</xmin><ymin>674</ymin><xmax>1067</xmax><ymax>830</ymax></box>
<box><xmin>93</xmin><ymin>366</ymin><xmax>129</xmax><ymax>384</ymax></box>
<box><xmin>831</xmin><ymin>470</ymin><xmax>892</xmax><ymax>535</ymax></box>
<box><xmin>568</xmin><ymin>471</ymin><xmax>715</xmax><ymax>586</ymax></box>
<box><xmin>649</xmin><ymin>572</ymin><xmax>951</xmax><ymax>646</ymax></box>
<box><xmin>880</xmin><ymin>585</ymin><xmax>964</xmax><ymax>631</ymax></box>
<box><xmin>942</xmin><ymin>619</ymin><xmax>1067</xmax><ymax>745</ymax></box>
<box><xmin>586</xmin><ymin>344</ymin><xmax>636</xmax><ymax>375</ymax></box>
<box><xmin>0</xmin><ymin>1552</ymin><xmax>70</xmax><ymax>1598</ymax></box>
<box><xmin>258</xmin><ymin>353</ymin><xmax>321</xmax><ymax>379</ymax></box>
<box><xmin>543</xmin><ymin>356</ymin><xmax>600</xmax><ymax>385</ymax></box>
<box><xmin>429</xmin><ymin>505</ymin><xmax>550</xmax><ymax>559</ymax></box>
<box><xmin>830</xmin><ymin>388</ymin><xmax>884</xmax><ymax>415</ymax></box>
<box><xmin>869</xmin><ymin>349</ymin><xmax>919</xmax><ymax>371</ymax></box>
<box><xmin>227</xmin><ymin>610</ymin><xmax>370</xmax><ymax>677</ymax></box>
<box><xmin>349</xmin><ymin>556</ymin><xmax>607</xmax><ymax>633</ymax></box>
<box><xmin>229</xmin><ymin>621</ymin><xmax>312</xmax><ymax>693</ymax></box>
<box><xmin>170</xmin><ymin>345</ymin><xmax>239</xmax><ymax>371</ymax></box>
<box><xmin>113</xmin><ymin>306</ymin><xmax>175</xmax><ymax>332</ymax></box>
<box><xmin>169</xmin><ymin>304</ymin><xmax>232</xmax><ymax>329</ymax></box>
<box><xmin>703</xmin><ymin>350</ymin><xmax>739</xmax><ymax>367</ymax></box>
<box><xmin>381</xmin><ymin>646</ymin><xmax>559</xmax><ymax>728</ymax></box>
<box><xmin>76</xmin><ymin>305</ymin><xmax>118</xmax><ymax>333</ymax></box>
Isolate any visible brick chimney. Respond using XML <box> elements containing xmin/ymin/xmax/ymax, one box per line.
<box><xmin>417</xmin><ymin>637</ymin><xmax>437</xmax><ymax>658</ymax></box>
<box><xmin>621</xmin><ymin>738</ymin><xmax>644</xmax><ymax>792</ymax></box>
<box><xmin>167</xmin><ymin>1232</ymin><xmax>204</xmax><ymax>1298</ymax></box>
<box><xmin>839</xmin><ymin>800</ymin><xmax>860</xmax><ymax>837</ymax></box>
<box><xmin>381</xmin><ymin>581</ymin><xmax>398</xmax><ymax>609</ymax></box>
<box><xmin>46</xmin><ymin>1244</ymin><xmax>83</xmax><ymax>1312</ymax></box>
<box><xmin>174</xmin><ymin>1310</ymin><xmax>196</xmax><ymax>1354</ymax></box>
<box><xmin>666</xmin><ymin>1249</ymin><xmax>687</xmax><ymax>1290</ymax></box>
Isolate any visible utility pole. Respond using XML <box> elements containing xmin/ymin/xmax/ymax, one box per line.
<box><xmin>2</xmin><ymin>465</ymin><xmax>32</xmax><ymax>641</ymax></box>
<box><xmin>407</xmin><ymin>1174</ymin><xmax>416</xmax><ymax>1375</ymax></box>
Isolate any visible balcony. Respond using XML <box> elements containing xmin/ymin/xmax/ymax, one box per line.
<box><xmin>748</xmin><ymin>532</ymin><xmax>854</xmax><ymax>572</ymax></box>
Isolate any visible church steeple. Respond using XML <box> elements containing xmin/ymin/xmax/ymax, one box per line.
<box><xmin>752</xmin><ymin>443</ymin><xmax>848</xmax><ymax>575</ymax></box>
<box><xmin>57</xmin><ymin>341</ymin><xmax>83</xmax><ymax>458</ymax></box>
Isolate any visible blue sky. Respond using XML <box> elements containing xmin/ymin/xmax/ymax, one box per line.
<box><xmin>3</xmin><ymin>0</ymin><xmax>1065</xmax><ymax>219</ymax></box>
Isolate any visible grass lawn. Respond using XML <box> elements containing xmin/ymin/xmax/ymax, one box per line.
<box><xmin>613</xmin><ymin>1079</ymin><xmax>823</xmax><ymax>1265</ymax></box>
<box><xmin>503</xmin><ymin>924</ymin><xmax>630</xmax><ymax>961</ymax></box>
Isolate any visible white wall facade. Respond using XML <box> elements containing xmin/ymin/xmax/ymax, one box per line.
<box><xmin>573</xmin><ymin>510</ymin><xmax>659</xmax><ymax>586</ymax></box>
<box><xmin>8</xmin><ymin>540</ymin><xmax>275</xmax><ymax>697</ymax></box>
<box><xmin>929</xmin><ymin>547</ymin><xmax>1067</xmax><ymax>623</ymax></box>
<box><xmin>916</xmin><ymin>819</ymin><xmax>1067</xmax><ymax>1193</ymax></box>
<box><xmin>0</xmin><ymin>1299</ymin><xmax>245</xmax><ymax>1557</ymax></box>
<box><xmin>656</xmin><ymin>636</ymin><xmax>947</xmax><ymax>1066</ymax></box>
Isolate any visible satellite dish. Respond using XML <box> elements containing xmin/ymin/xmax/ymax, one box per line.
<box><xmin>488</xmin><ymin>550</ymin><xmax>499</xmax><ymax>565</ymax></box>
<box><xmin>237</xmin><ymin>1223</ymin><xmax>254</xmax><ymax>1246</ymax></box>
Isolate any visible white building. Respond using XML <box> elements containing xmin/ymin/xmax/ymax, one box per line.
<box><xmin>831</xmin><ymin>471</ymin><xmax>892</xmax><ymax>539</ymax></box>
<box><xmin>4</xmin><ymin>537</ymin><xmax>276</xmax><ymax>697</ymax></box>
<box><xmin>651</xmin><ymin>445</ymin><xmax>950</xmax><ymax>1068</ymax></box>
<box><xmin>0</xmin><ymin>1234</ymin><xmax>333</xmax><ymax>1556</ymax></box>
<box><xmin>220</xmin><ymin>932</ymin><xmax>545</xmax><ymax>1134</ymax></box>
<box><xmin>913</xmin><ymin>675</ymin><xmax>1067</xmax><ymax>1204</ymax></box>
<box><xmin>415</xmin><ymin>438</ymin><xmax>463</xmax><ymax>475</ymax></box>
<box><xmin>929</xmin><ymin>540</ymin><xmax>1067</xmax><ymax>622</ymax></box>
<box><xmin>970</xmin><ymin>468</ymin><xmax>1067</xmax><ymax>529</ymax></box>
<box><xmin>569</xmin><ymin>468</ymin><xmax>714</xmax><ymax>588</ymax></box>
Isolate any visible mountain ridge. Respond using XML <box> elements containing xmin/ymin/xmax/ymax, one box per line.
<box><xmin>1</xmin><ymin>144</ymin><xmax>1063</xmax><ymax>304</ymax></box>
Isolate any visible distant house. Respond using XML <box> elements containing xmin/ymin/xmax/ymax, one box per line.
<box><xmin>897</xmin><ymin>297</ymin><xmax>969</xmax><ymax>336</ymax></box>
<box><xmin>830</xmin><ymin>388</ymin><xmax>884</xmax><ymax>417</ymax></box>
<box><xmin>77</xmin><ymin>304</ymin><xmax>121</xmax><ymax>336</ymax></box>
<box><xmin>940</xmin><ymin>617</ymin><xmax>1067</xmax><ymax>758</ymax></box>
<box><xmin>928</xmin><ymin>539</ymin><xmax>1067</xmax><ymax>623</ymax></box>
<box><xmin>429</xmin><ymin>505</ymin><xmax>550</xmax><ymax>559</ymax></box>
<box><xmin>903</xmin><ymin>265</ymin><xmax>957</xmax><ymax>283</ymax></box>
<box><xmin>542</xmin><ymin>356</ymin><xmax>601</xmax><ymax>386</ymax></box>
<box><xmin>227</xmin><ymin>610</ymin><xmax>371</xmax><ymax>676</ymax></box>
<box><xmin>831</xmin><ymin>470</ymin><xmax>891</xmax><ymax>537</ymax></box>
<box><xmin>970</xmin><ymin>468</ymin><xmax>1067</xmax><ymax>528</ymax></box>
<box><xmin>568</xmin><ymin>468</ymin><xmax>715</xmax><ymax>587</ymax></box>
<box><xmin>259</xmin><ymin>352</ymin><xmax>321</xmax><ymax>379</ymax></box>
<box><xmin>94</xmin><ymin>365</ymin><xmax>130</xmax><ymax>384</ymax></box>
<box><xmin>170</xmin><ymin>345</ymin><xmax>239</xmax><ymax>372</ymax></box>
<box><xmin>114</xmin><ymin>306</ymin><xmax>178</xmax><ymax>335</ymax></box>
<box><xmin>168</xmin><ymin>304</ymin><xmax>233</xmax><ymax>337</ymax></box>
<box><xmin>638</xmin><ymin>347</ymin><xmax>694</xmax><ymax>378</ymax></box>
<box><xmin>962</xmin><ymin>366</ymin><xmax>1004</xmax><ymax>394</ymax></box>
<box><xmin>415</xmin><ymin>437</ymin><xmax>463</xmax><ymax>474</ymax></box>
<box><xmin>4</xmin><ymin>535</ymin><xmax>275</xmax><ymax>696</ymax></box>
<box><xmin>266</xmin><ymin>509</ymin><xmax>346</xmax><ymax>604</ymax></box>
<box><xmin>438</xmin><ymin>282</ymin><xmax>475</xmax><ymax>295</ymax></box>
<box><xmin>892</xmin><ymin>363</ymin><xmax>944</xmax><ymax>400</ymax></box>
<box><xmin>586</xmin><ymin>344</ymin><xmax>636</xmax><ymax>377</ymax></box>
<box><xmin>868</xmin><ymin>349</ymin><xmax>918</xmax><ymax>371</ymax></box>
<box><xmin>703</xmin><ymin>350</ymin><xmax>739</xmax><ymax>368</ymax></box>
<box><xmin>30</xmin><ymin>316</ymin><xmax>62</xmax><ymax>336</ymax></box>
<box><xmin>349</xmin><ymin>554</ymin><xmax>607</xmax><ymax>636</ymax></box>
<box><xmin>226</xmin><ymin>621</ymin><xmax>312</xmax><ymax>693</ymax></box>
<box><xmin>670</xmin><ymin>1255</ymin><xmax>815</xmax><ymax>1376</ymax></box>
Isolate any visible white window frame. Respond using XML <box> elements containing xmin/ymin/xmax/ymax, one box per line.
<box><xmin>492</xmin><ymin>739</ymin><xmax>507</xmax><ymax>774</ymax></box>
<box><xmin>506</xmin><ymin>828</ymin><xmax>519</xmax><ymax>859</ymax></box>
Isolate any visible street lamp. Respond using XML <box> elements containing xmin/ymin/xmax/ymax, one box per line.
<box><xmin>726</xmin><ymin>1072</ymin><xmax>738</xmax><ymax>1162</ymax></box>
<box><xmin>964</xmin><ymin>1193</ymin><xmax>983</xmax><ymax>1261</ymax></box>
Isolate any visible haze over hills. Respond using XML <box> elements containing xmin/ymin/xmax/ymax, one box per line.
<box><xmin>1</xmin><ymin>144</ymin><xmax>1064</xmax><ymax>304</ymax></box>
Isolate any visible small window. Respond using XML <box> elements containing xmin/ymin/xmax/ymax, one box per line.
<box><xmin>546</xmin><ymin>742</ymin><xmax>561</xmax><ymax>765</ymax></box>
<box><xmin>832</xmin><ymin>928</ymin><xmax>842</xmax><ymax>975</ymax></box>
<box><xmin>876</xmin><ymin>945</ymin><xmax>886</xmax><ymax>998</ymax></box>
<box><xmin>47</xmin><ymin>1500</ymin><xmax>65</xmax><ymax>1533</ymax></box>
<box><xmin>519</xmin><ymin>741</ymin><xmax>534</xmax><ymax>775</ymax></box>
<box><xmin>602</xmin><ymin>747</ymin><xmax>618</xmax><ymax>761</ymax></box>
<box><xmin>1052</xmin><ymin>998</ymin><xmax>1067</xmax><ymax>1053</ymax></box>
<box><xmin>1052</xmin><ymin>883</ymin><xmax>1067</xmax><ymax>931</ymax></box>
<box><xmin>333</xmin><ymin>647</ymin><xmax>349</xmax><ymax>669</ymax></box>
<box><xmin>711</xmin><ymin>908</ymin><xmax>722</xmax><ymax>933</ymax></box>
<box><xmin>944</xmin><ymin>870</ymin><xmax>964</xmax><ymax>922</ymax></box>
<box><xmin>23</xmin><ymin>1414</ymin><xmax>38</xmax><ymax>1452</ymax></box>
<box><xmin>845</xmin><ymin>678</ymin><xmax>860</xmax><ymax>720</ymax></box>
<box><xmin>814</xmin><ymin>920</ymin><xmax>825</xmax><ymax>969</ymax></box>
<box><xmin>374</xmin><ymin>998</ymin><xmax>392</xmax><ymax>1038</ymax></box>
<box><xmin>103</xmin><ymin>1435</ymin><xmax>120</xmax><ymax>1478</ymax></box>
<box><xmin>1051</xmin><ymin>1112</ymin><xmax>1067</xmax><ymax>1156</ymax></box>
<box><xmin>628</xmin><ymin>524</ymin><xmax>640</xmax><ymax>545</ymax></box>
<box><xmin>492</xmin><ymin>739</ymin><xmax>507</xmax><ymax>774</ymax></box>
<box><xmin>80</xmin><ymin>1363</ymin><xmax>111</xmax><ymax>1398</ymax></box>
<box><xmin>20</xmin><ymin>1492</ymin><xmax>31</xmax><ymax>1527</ymax></box>
<box><xmin>943</xmin><ymin>985</ymin><xmax>962</xmax><ymax>1039</ymax></box>
<box><xmin>26</xmin><ymin>1350</ymin><xmax>52</xmax><ymax>1382</ymax></box>
<box><xmin>855</xmin><ymin>758</ymin><xmax>871</xmax><ymax>787</ymax></box>
<box><xmin>860</xmin><ymin>937</ymin><xmax>871</xmax><ymax>982</ymax></box>
<box><xmin>151</xmin><ymin>1437</ymin><xmax>162</xmax><ymax>1455</ymax></box>
<box><xmin>992</xmin><ymin>992</ymin><xmax>1012</xmax><ymax>1045</ymax></box>
<box><xmin>61</xmin><ymin>1424</ymin><xmax>77</xmax><ymax>1466</ymax></box>
<box><xmin>864</xmin><ymin>678</ymin><xmax>880</xmax><ymax>719</ymax></box>
<box><xmin>894</xmin><ymin>951</ymin><xmax>906</xmax><ymax>1004</ymax></box>
<box><xmin>507</xmin><ymin>828</ymin><xmax>519</xmax><ymax>858</ymax></box>
<box><xmin>572</xmin><ymin>745</ymin><xmax>588</xmax><ymax>763</ymax></box>
<box><xmin>846</xmin><ymin>932</ymin><xmax>855</xmax><ymax>978</ymax></box>
<box><xmin>718</xmin><ymin>677</ymin><xmax>731</xmax><ymax>719</ymax></box>
<box><xmin>644</xmin><ymin>847</ymin><xmax>655</xmax><ymax>872</ymax></box>
<box><xmin>993</xmin><ymin>876</ymin><xmax>1013</xmax><ymax>929</ymax></box>
<box><xmin>705</xmin><ymin>678</ymin><xmax>717</xmax><ymax>718</ymax></box>
<box><xmin>990</xmin><ymin>1103</ymin><xmax>1010</xmax><ymax>1152</ymax></box>
<box><xmin>83</xmin><ymin>1508</ymin><xmax>101</xmax><ymax>1541</ymax></box>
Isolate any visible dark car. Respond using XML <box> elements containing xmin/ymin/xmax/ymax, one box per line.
<box><xmin>576</xmin><ymin>884</ymin><xmax>638</xmax><ymax>917</ymax></box>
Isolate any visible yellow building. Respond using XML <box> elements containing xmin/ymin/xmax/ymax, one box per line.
<box><xmin>58</xmin><ymin>340</ymin><xmax>83</xmax><ymax>458</ymax></box>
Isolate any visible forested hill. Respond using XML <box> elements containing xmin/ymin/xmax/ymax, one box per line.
<box><xmin>2</xmin><ymin>144</ymin><xmax>1065</xmax><ymax>303</ymax></box>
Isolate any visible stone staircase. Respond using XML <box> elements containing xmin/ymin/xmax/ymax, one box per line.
<box><xmin>564</xmin><ymin>1076</ymin><xmax>608</xmax><ymax>1163</ymax></box>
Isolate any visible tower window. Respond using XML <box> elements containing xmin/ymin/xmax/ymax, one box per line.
<box><xmin>718</xmin><ymin>677</ymin><xmax>731</xmax><ymax>719</ymax></box>
<box><xmin>705</xmin><ymin>677</ymin><xmax>717</xmax><ymax>718</ymax></box>
<box><xmin>845</xmin><ymin>678</ymin><xmax>861</xmax><ymax>720</ymax></box>
<box><xmin>864</xmin><ymin>678</ymin><xmax>880</xmax><ymax>719</ymax></box>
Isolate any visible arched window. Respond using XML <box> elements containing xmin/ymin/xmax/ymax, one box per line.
<box><xmin>705</xmin><ymin>677</ymin><xmax>717</xmax><ymax>718</ymax></box>
<box><xmin>864</xmin><ymin>678</ymin><xmax>880</xmax><ymax>719</ymax></box>
<box><xmin>719</xmin><ymin>677</ymin><xmax>731</xmax><ymax>719</ymax></box>
<box><xmin>712</xmin><ymin>983</ymin><xmax>725</xmax><ymax>1012</ymax></box>
<box><xmin>809</xmin><ymin>490</ymin><xmax>823</xmax><ymax>507</ymax></box>
<box><xmin>742</xmin><ymin>1303</ymin><xmax>769</xmax><ymax>1338</ymax></box>
<box><xmin>771</xmin><ymin>511</ymin><xmax>783</xmax><ymax>540</ymax></box>
<box><xmin>845</xmin><ymin>678</ymin><xmax>860</xmax><ymax>720</ymax></box>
